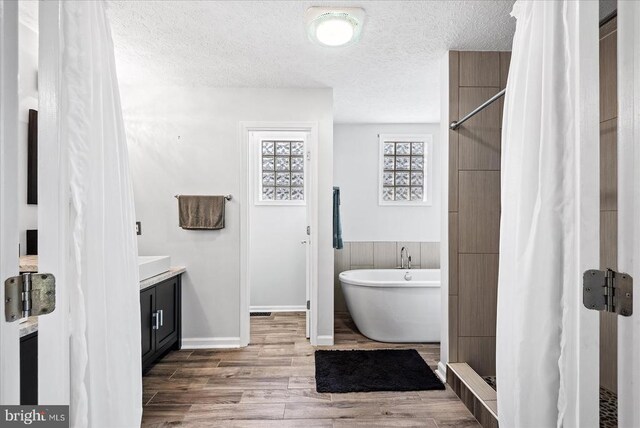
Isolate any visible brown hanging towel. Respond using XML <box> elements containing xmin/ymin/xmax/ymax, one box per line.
<box><xmin>178</xmin><ymin>195</ymin><xmax>226</xmax><ymax>230</ymax></box>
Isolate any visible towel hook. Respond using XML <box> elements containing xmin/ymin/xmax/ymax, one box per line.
<box><xmin>174</xmin><ymin>194</ymin><xmax>232</xmax><ymax>201</ymax></box>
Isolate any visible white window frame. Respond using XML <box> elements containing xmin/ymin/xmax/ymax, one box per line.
<box><xmin>254</xmin><ymin>132</ymin><xmax>308</xmax><ymax>206</ymax></box>
<box><xmin>378</xmin><ymin>133</ymin><xmax>433</xmax><ymax>206</ymax></box>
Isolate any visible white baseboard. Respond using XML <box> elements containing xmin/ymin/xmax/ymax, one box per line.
<box><xmin>181</xmin><ymin>337</ymin><xmax>241</xmax><ymax>349</ymax></box>
<box><xmin>436</xmin><ymin>361</ymin><xmax>447</xmax><ymax>383</ymax></box>
<box><xmin>316</xmin><ymin>335</ymin><xmax>334</xmax><ymax>346</ymax></box>
<box><xmin>250</xmin><ymin>305</ymin><xmax>306</xmax><ymax>312</ymax></box>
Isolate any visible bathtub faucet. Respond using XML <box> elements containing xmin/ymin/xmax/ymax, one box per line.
<box><xmin>400</xmin><ymin>247</ymin><xmax>412</xmax><ymax>269</ymax></box>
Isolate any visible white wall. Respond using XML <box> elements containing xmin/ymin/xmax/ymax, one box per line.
<box><xmin>121</xmin><ymin>87</ymin><xmax>334</xmax><ymax>344</ymax></box>
<box><xmin>333</xmin><ymin>123</ymin><xmax>441</xmax><ymax>242</ymax></box>
<box><xmin>18</xmin><ymin>22</ymin><xmax>38</xmax><ymax>255</ymax></box>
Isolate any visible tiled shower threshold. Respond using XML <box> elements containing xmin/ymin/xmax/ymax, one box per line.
<box><xmin>447</xmin><ymin>363</ymin><xmax>498</xmax><ymax>428</ymax></box>
<box><xmin>481</xmin><ymin>376</ymin><xmax>617</xmax><ymax>428</ymax></box>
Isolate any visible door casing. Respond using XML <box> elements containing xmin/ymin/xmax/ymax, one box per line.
<box><xmin>37</xmin><ymin>0</ymin><xmax>71</xmax><ymax>405</ymax></box>
<box><xmin>616</xmin><ymin>2</ymin><xmax>640</xmax><ymax>426</ymax></box>
<box><xmin>0</xmin><ymin>0</ymin><xmax>21</xmax><ymax>405</ymax></box>
<box><xmin>240</xmin><ymin>122</ymin><xmax>319</xmax><ymax>346</ymax></box>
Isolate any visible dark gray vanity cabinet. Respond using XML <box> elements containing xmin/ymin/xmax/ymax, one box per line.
<box><xmin>156</xmin><ymin>278</ymin><xmax>179</xmax><ymax>348</ymax></box>
<box><xmin>140</xmin><ymin>275</ymin><xmax>182</xmax><ymax>373</ymax></box>
<box><xmin>140</xmin><ymin>287</ymin><xmax>156</xmax><ymax>362</ymax></box>
<box><xmin>20</xmin><ymin>332</ymin><xmax>38</xmax><ymax>405</ymax></box>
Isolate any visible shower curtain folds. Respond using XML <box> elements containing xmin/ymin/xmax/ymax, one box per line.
<box><xmin>60</xmin><ymin>2</ymin><xmax>142</xmax><ymax>426</ymax></box>
<box><xmin>496</xmin><ymin>1</ymin><xmax>599</xmax><ymax>426</ymax></box>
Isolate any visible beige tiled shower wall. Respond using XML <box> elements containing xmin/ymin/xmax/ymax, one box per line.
<box><xmin>448</xmin><ymin>51</ymin><xmax>510</xmax><ymax>377</ymax></box>
<box><xmin>334</xmin><ymin>241</ymin><xmax>440</xmax><ymax>311</ymax></box>
<box><xmin>599</xmin><ymin>16</ymin><xmax>618</xmax><ymax>395</ymax></box>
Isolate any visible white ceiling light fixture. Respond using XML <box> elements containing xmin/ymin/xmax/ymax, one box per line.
<box><xmin>305</xmin><ymin>7</ymin><xmax>365</xmax><ymax>48</ymax></box>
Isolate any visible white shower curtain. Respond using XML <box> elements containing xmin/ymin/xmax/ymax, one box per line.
<box><xmin>60</xmin><ymin>2</ymin><xmax>142</xmax><ymax>427</ymax></box>
<box><xmin>496</xmin><ymin>1</ymin><xmax>598</xmax><ymax>426</ymax></box>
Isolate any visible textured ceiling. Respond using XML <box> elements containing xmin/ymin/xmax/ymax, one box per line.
<box><xmin>14</xmin><ymin>1</ymin><xmax>515</xmax><ymax>123</ymax></box>
<box><xmin>17</xmin><ymin>1</ymin><xmax>621</xmax><ymax>123</ymax></box>
<box><xmin>105</xmin><ymin>1</ymin><xmax>517</xmax><ymax>123</ymax></box>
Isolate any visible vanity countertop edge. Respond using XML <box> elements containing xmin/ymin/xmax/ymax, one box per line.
<box><xmin>139</xmin><ymin>266</ymin><xmax>186</xmax><ymax>291</ymax></box>
<box><xmin>18</xmin><ymin>265</ymin><xmax>186</xmax><ymax>338</ymax></box>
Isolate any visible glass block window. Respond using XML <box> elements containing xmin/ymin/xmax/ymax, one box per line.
<box><xmin>260</xmin><ymin>140</ymin><xmax>305</xmax><ymax>203</ymax></box>
<box><xmin>379</xmin><ymin>135</ymin><xmax>432</xmax><ymax>205</ymax></box>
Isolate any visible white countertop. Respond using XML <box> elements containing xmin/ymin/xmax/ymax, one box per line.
<box><xmin>140</xmin><ymin>266</ymin><xmax>186</xmax><ymax>291</ymax></box>
<box><xmin>19</xmin><ymin>255</ymin><xmax>38</xmax><ymax>273</ymax></box>
<box><xmin>18</xmin><ymin>317</ymin><xmax>38</xmax><ymax>338</ymax></box>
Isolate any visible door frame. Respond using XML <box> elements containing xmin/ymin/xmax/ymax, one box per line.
<box><xmin>559</xmin><ymin>2</ymin><xmax>601</xmax><ymax>425</ymax></box>
<box><xmin>239</xmin><ymin>121</ymin><xmax>319</xmax><ymax>346</ymax></box>
<box><xmin>617</xmin><ymin>1</ymin><xmax>640</xmax><ymax>426</ymax></box>
<box><xmin>37</xmin><ymin>0</ymin><xmax>70</xmax><ymax>405</ymax></box>
<box><xmin>0</xmin><ymin>0</ymin><xmax>21</xmax><ymax>405</ymax></box>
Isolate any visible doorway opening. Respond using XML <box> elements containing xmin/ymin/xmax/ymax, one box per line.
<box><xmin>240</xmin><ymin>122</ymin><xmax>319</xmax><ymax>346</ymax></box>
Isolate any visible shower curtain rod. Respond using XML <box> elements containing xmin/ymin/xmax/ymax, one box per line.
<box><xmin>449</xmin><ymin>88</ymin><xmax>506</xmax><ymax>130</ymax></box>
<box><xmin>449</xmin><ymin>9</ymin><xmax>614</xmax><ymax>132</ymax></box>
<box><xmin>450</xmin><ymin>7</ymin><xmax>616</xmax><ymax>132</ymax></box>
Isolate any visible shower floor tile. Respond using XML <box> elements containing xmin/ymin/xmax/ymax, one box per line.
<box><xmin>599</xmin><ymin>387</ymin><xmax>617</xmax><ymax>428</ymax></box>
<box><xmin>481</xmin><ymin>375</ymin><xmax>617</xmax><ymax>427</ymax></box>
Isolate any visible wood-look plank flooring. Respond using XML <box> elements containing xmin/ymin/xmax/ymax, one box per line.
<box><xmin>142</xmin><ymin>312</ymin><xmax>480</xmax><ymax>427</ymax></box>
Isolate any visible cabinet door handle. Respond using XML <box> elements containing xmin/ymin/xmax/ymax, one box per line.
<box><xmin>152</xmin><ymin>312</ymin><xmax>159</xmax><ymax>330</ymax></box>
<box><xmin>158</xmin><ymin>309</ymin><xmax>164</xmax><ymax>327</ymax></box>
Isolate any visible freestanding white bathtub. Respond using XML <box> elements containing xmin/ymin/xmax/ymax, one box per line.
<box><xmin>339</xmin><ymin>269</ymin><xmax>441</xmax><ymax>343</ymax></box>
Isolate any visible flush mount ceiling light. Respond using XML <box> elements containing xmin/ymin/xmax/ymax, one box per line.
<box><xmin>305</xmin><ymin>7</ymin><xmax>365</xmax><ymax>47</ymax></box>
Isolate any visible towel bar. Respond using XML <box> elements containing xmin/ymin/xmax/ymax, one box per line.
<box><xmin>174</xmin><ymin>194</ymin><xmax>232</xmax><ymax>201</ymax></box>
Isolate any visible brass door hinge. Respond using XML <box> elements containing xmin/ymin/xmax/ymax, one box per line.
<box><xmin>4</xmin><ymin>273</ymin><xmax>56</xmax><ymax>322</ymax></box>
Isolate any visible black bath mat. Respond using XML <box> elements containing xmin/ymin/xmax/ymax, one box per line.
<box><xmin>315</xmin><ymin>349</ymin><xmax>445</xmax><ymax>393</ymax></box>
<box><xmin>250</xmin><ymin>312</ymin><xmax>272</xmax><ymax>316</ymax></box>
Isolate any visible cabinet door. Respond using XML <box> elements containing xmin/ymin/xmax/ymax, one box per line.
<box><xmin>155</xmin><ymin>278</ymin><xmax>178</xmax><ymax>349</ymax></box>
<box><xmin>140</xmin><ymin>287</ymin><xmax>156</xmax><ymax>362</ymax></box>
<box><xmin>20</xmin><ymin>332</ymin><xmax>38</xmax><ymax>405</ymax></box>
